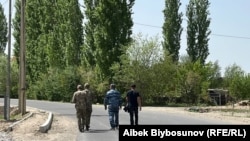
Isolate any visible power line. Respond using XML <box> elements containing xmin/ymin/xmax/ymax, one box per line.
<box><xmin>134</xmin><ymin>22</ymin><xmax>162</xmax><ymax>28</ymax></box>
<box><xmin>211</xmin><ymin>34</ymin><xmax>250</xmax><ymax>40</ymax></box>
<box><xmin>2</xmin><ymin>1</ymin><xmax>249</xmax><ymax>40</ymax></box>
<box><xmin>134</xmin><ymin>22</ymin><xmax>250</xmax><ymax>40</ymax></box>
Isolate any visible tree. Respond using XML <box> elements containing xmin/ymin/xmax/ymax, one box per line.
<box><xmin>84</xmin><ymin>0</ymin><xmax>135</xmax><ymax>82</ymax></box>
<box><xmin>224</xmin><ymin>64</ymin><xmax>245</xmax><ymax>100</ymax></box>
<box><xmin>25</xmin><ymin>0</ymin><xmax>84</xmax><ymax>82</ymax></box>
<box><xmin>186</xmin><ymin>0</ymin><xmax>211</xmax><ymax>65</ymax></box>
<box><xmin>0</xmin><ymin>3</ymin><xmax>8</xmax><ymax>54</ymax></box>
<box><xmin>83</xmin><ymin>0</ymin><xmax>98</xmax><ymax>68</ymax></box>
<box><xmin>177</xmin><ymin>55</ymin><xmax>221</xmax><ymax>104</ymax></box>
<box><xmin>25</xmin><ymin>0</ymin><xmax>45</xmax><ymax>82</ymax></box>
<box><xmin>52</xmin><ymin>0</ymin><xmax>84</xmax><ymax>67</ymax></box>
<box><xmin>111</xmin><ymin>34</ymin><xmax>177</xmax><ymax>105</ymax></box>
<box><xmin>162</xmin><ymin>0</ymin><xmax>183</xmax><ymax>62</ymax></box>
<box><xmin>13</xmin><ymin>0</ymin><xmax>21</xmax><ymax>65</ymax></box>
<box><xmin>0</xmin><ymin>54</ymin><xmax>7</xmax><ymax>93</ymax></box>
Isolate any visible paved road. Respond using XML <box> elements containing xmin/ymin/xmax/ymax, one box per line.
<box><xmin>0</xmin><ymin>98</ymin><xmax>235</xmax><ymax>141</ymax></box>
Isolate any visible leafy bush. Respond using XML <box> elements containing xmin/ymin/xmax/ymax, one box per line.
<box><xmin>26</xmin><ymin>67</ymin><xmax>83</xmax><ymax>102</ymax></box>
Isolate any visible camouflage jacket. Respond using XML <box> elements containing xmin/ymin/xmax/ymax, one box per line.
<box><xmin>83</xmin><ymin>89</ymin><xmax>92</xmax><ymax>111</ymax></box>
<box><xmin>71</xmin><ymin>90</ymin><xmax>87</xmax><ymax>110</ymax></box>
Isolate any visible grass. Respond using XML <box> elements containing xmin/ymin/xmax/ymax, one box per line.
<box><xmin>0</xmin><ymin>106</ymin><xmax>26</xmax><ymax>121</ymax></box>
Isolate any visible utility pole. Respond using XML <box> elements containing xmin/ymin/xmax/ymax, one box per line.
<box><xmin>19</xmin><ymin>0</ymin><xmax>26</xmax><ymax>115</ymax></box>
<box><xmin>4</xmin><ymin>0</ymin><xmax>12</xmax><ymax>121</ymax></box>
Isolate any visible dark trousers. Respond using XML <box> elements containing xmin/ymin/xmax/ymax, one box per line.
<box><xmin>86</xmin><ymin>109</ymin><xmax>92</xmax><ymax>128</ymax></box>
<box><xmin>129</xmin><ymin>107</ymin><xmax>138</xmax><ymax>125</ymax></box>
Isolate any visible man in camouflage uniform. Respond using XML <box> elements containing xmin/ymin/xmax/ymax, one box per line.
<box><xmin>104</xmin><ymin>84</ymin><xmax>122</xmax><ymax>130</ymax></box>
<box><xmin>83</xmin><ymin>83</ymin><xmax>92</xmax><ymax>131</ymax></box>
<box><xmin>71</xmin><ymin>84</ymin><xmax>87</xmax><ymax>132</ymax></box>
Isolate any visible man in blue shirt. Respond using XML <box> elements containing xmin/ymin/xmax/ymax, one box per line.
<box><xmin>104</xmin><ymin>84</ymin><xmax>122</xmax><ymax>130</ymax></box>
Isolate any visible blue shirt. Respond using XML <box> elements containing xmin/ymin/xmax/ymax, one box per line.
<box><xmin>104</xmin><ymin>89</ymin><xmax>122</xmax><ymax>111</ymax></box>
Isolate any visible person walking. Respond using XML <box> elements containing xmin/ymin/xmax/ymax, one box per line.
<box><xmin>126</xmin><ymin>84</ymin><xmax>142</xmax><ymax>125</ymax></box>
<box><xmin>71</xmin><ymin>84</ymin><xmax>87</xmax><ymax>132</ymax></box>
<box><xmin>104</xmin><ymin>84</ymin><xmax>122</xmax><ymax>130</ymax></box>
<box><xmin>83</xmin><ymin>83</ymin><xmax>92</xmax><ymax>131</ymax></box>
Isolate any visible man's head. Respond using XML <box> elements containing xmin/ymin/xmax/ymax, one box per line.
<box><xmin>84</xmin><ymin>83</ymin><xmax>90</xmax><ymax>89</ymax></box>
<box><xmin>77</xmin><ymin>84</ymin><xmax>83</xmax><ymax>90</ymax></box>
<box><xmin>131</xmin><ymin>84</ymin><xmax>136</xmax><ymax>88</ymax></box>
<box><xmin>110</xmin><ymin>84</ymin><xmax>116</xmax><ymax>89</ymax></box>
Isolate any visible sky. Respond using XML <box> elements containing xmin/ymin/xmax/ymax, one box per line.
<box><xmin>2</xmin><ymin>0</ymin><xmax>250</xmax><ymax>76</ymax></box>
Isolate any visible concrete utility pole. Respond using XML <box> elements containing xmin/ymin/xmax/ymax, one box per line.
<box><xmin>19</xmin><ymin>0</ymin><xmax>26</xmax><ymax>115</ymax></box>
<box><xmin>4</xmin><ymin>0</ymin><xmax>12</xmax><ymax>121</ymax></box>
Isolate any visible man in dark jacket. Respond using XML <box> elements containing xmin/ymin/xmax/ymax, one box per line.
<box><xmin>126</xmin><ymin>84</ymin><xmax>142</xmax><ymax>125</ymax></box>
<box><xmin>104</xmin><ymin>84</ymin><xmax>122</xmax><ymax>130</ymax></box>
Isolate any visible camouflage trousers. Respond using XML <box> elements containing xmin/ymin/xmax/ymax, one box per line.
<box><xmin>76</xmin><ymin>108</ymin><xmax>86</xmax><ymax>131</ymax></box>
<box><xmin>85</xmin><ymin>109</ymin><xmax>92</xmax><ymax>128</ymax></box>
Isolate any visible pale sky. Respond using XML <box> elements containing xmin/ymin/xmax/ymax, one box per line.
<box><xmin>132</xmin><ymin>0</ymin><xmax>250</xmax><ymax>75</ymax></box>
<box><xmin>2</xmin><ymin>0</ymin><xmax>250</xmax><ymax>75</ymax></box>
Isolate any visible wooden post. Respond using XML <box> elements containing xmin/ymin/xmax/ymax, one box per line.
<box><xmin>20</xmin><ymin>0</ymin><xmax>26</xmax><ymax>115</ymax></box>
<box><xmin>4</xmin><ymin>0</ymin><xmax>12</xmax><ymax>121</ymax></box>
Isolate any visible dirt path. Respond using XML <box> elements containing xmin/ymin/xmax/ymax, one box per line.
<box><xmin>0</xmin><ymin>107</ymin><xmax>77</xmax><ymax>141</ymax></box>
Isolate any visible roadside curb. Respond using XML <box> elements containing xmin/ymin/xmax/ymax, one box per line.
<box><xmin>7</xmin><ymin>112</ymin><xmax>33</xmax><ymax>132</ymax></box>
<box><xmin>4</xmin><ymin>109</ymin><xmax>54</xmax><ymax>133</ymax></box>
<box><xmin>39</xmin><ymin>112</ymin><xmax>53</xmax><ymax>133</ymax></box>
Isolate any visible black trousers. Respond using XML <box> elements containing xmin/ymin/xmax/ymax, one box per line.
<box><xmin>129</xmin><ymin>107</ymin><xmax>139</xmax><ymax>125</ymax></box>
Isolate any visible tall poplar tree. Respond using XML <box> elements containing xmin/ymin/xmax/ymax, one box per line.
<box><xmin>25</xmin><ymin>0</ymin><xmax>83</xmax><ymax>82</ymax></box>
<box><xmin>50</xmin><ymin>0</ymin><xmax>83</xmax><ymax>67</ymax></box>
<box><xmin>162</xmin><ymin>0</ymin><xmax>183</xmax><ymax>62</ymax></box>
<box><xmin>13</xmin><ymin>0</ymin><xmax>21</xmax><ymax>65</ymax></box>
<box><xmin>0</xmin><ymin>3</ymin><xmax>7</xmax><ymax>54</ymax></box>
<box><xmin>83</xmin><ymin>0</ymin><xmax>98</xmax><ymax>68</ymax></box>
<box><xmin>84</xmin><ymin>0</ymin><xmax>135</xmax><ymax>81</ymax></box>
<box><xmin>25</xmin><ymin>0</ymin><xmax>47</xmax><ymax>82</ymax></box>
<box><xmin>186</xmin><ymin>0</ymin><xmax>211</xmax><ymax>65</ymax></box>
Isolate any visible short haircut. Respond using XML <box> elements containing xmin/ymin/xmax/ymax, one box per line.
<box><xmin>110</xmin><ymin>84</ymin><xmax>116</xmax><ymax>89</ymax></box>
<box><xmin>77</xmin><ymin>85</ymin><xmax>83</xmax><ymax>89</ymax></box>
<box><xmin>131</xmin><ymin>84</ymin><xmax>136</xmax><ymax>88</ymax></box>
<box><xmin>84</xmin><ymin>83</ymin><xmax>90</xmax><ymax>89</ymax></box>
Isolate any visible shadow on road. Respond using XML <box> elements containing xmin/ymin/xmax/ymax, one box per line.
<box><xmin>91</xmin><ymin>114</ymin><xmax>108</xmax><ymax>117</ymax></box>
<box><xmin>85</xmin><ymin>129</ymin><xmax>116</xmax><ymax>133</ymax></box>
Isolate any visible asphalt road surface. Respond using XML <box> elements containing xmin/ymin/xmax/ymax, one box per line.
<box><xmin>0</xmin><ymin>98</ymin><xmax>235</xmax><ymax>141</ymax></box>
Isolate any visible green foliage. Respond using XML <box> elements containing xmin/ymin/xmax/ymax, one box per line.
<box><xmin>223</xmin><ymin>64</ymin><xmax>250</xmax><ymax>100</ymax></box>
<box><xmin>176</xmin><ymin>57</ymin><xmax>221</xmax><ymax>105</ymax></box>
<box><xmin>10</xmin><ymin>59</ymin><xmax>19</xmax><ymax>98</ymax></box>
<box><xmin>7</xmin><ymin>0</ymin><xmax>249</xmax><ymax>107</ymax></box>
<box><xmin>111</xmin><ymin>34</ymin><xmax>177</xmax><ymax>105</ymax></box>
<box><xmin>83</xmin><ymin>0</ymin><xmax>99</xmax><ymax>68</ymax></box>
<box><xmin>186</xmin><ymin>0</ymin><xmax>211</xmax><ymax>65</ymax></box>
<box><xmin>0</xmin><ymin>54</ymin><xmax>7</xmax><ymax>94</ymax></box>
<box><xmin>26</xmin><ymin>67</ymin><xmax>83</xmax><ymax>102</ymax></box>
<box><xmin>0</xmin><ymin>3</ymin><xmax>8</xmax><ymax>54</ymax></box>
<box><xmin>162</xmin><ymin>0</ymin><xmax>183</xmax><ymax>62</ymax></box>
<box><xmin>13</xmin><ymin>0</ymin><xmax>21</xmax><ymax>65</ymax></box>
<box><xmin>25</xmin><ymin>66</ymin><xmax>112</xmax><ymax>103</ymax></box>
<box><xmin>85</xmin><ymin>0</ymin><xmax>134</xmax><ymax>81</ymax></box>
<box><xmin>0</xmin><ymin>54</ymin><xmax>19</xmax><ymax>98</ymax></box>
<box><xmin>25</xmin><ymin>0</ymin><xmax>84</xmax><ymax>84</ymax></box>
